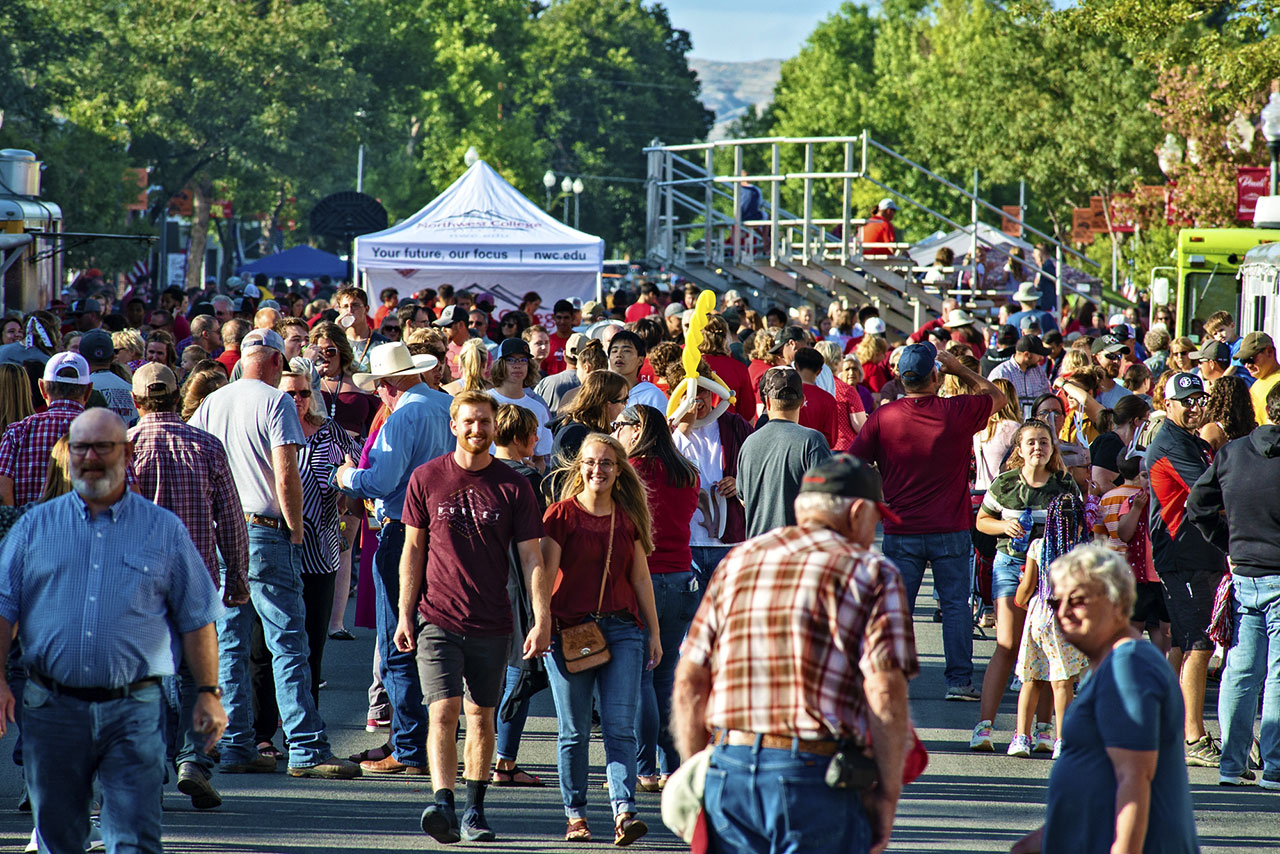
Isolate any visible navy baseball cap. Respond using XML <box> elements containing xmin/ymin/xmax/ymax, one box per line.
<box><xmin>897</xmin><ymin>342</ymin><xmax>938</xmax><ymax>383</ymax></box>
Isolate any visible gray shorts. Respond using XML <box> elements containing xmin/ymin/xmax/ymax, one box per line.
<box><xmin>415</xmin><ymin>624</ymin><xmax>510</xmax><ymax>707</ymax></box>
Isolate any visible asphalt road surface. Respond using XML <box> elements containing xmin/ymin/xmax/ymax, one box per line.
<box><xmin>1</xmin><ymin>579</ymin><xmax>1276</xmax><ymax>853</ymax></box>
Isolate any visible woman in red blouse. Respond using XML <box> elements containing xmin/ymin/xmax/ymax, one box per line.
<box><xmin>541</xmin><ymin>433</ymin><xmax>661</xmax><ymax>846</ymax></box>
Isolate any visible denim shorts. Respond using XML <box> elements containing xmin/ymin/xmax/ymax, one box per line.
<box><xmin>992</xmin><ymin>551</ymin><xmax>1026</xmax><ymax>601</ymax></box>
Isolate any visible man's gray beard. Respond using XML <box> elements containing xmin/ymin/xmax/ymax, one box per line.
<box><xmin>72</xmin><ymin>468</ymin><xmax>124</xmax><ymax>501</ymax></box>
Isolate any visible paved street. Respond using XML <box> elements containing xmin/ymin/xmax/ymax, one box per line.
<box><xmin>1</xmin><ymin>581</ymin><xmax>1276</xmax><ymax>853</ymax></box>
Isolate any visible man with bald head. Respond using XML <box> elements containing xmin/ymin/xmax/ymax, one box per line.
<box><xmin>0</xmin><ymin>408</ymin><xmax>226</xmax><ymax>853</ymax></box>
<box><xmin>254</xmin><ymin>307</ymin><xmax>281</xmax><ymax>330</ymax></box>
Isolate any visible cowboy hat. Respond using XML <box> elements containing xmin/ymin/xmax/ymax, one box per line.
<box><xmin>1012</xmin><ymin>281</ymin><xmax>1041</xmax><ymax>303</ymax></box>
<box><xmin>353</xmin><ymin>342</ymin><xmax>438</xmax><ymax>392</ymax></box>
<box><xmin>942</xmin><ymin>308</ymin><xmax>978</xmax><ymax>328</ymax></box>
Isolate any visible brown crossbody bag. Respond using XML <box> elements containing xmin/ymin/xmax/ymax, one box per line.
<box><xmin>557</xmin><ymin>508</ymin><xmax>614</xmax><ymax>674</ymax></box>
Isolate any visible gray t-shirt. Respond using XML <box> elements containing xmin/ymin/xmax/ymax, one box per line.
<box><xmin>534</xmin><ymin>369</ymin><xmax>580</xmax><ymax>414</ymax></box>
<box><xmin>737</xmin><ymin>419</ymin><xmax>831</xmax><ymax>539</ymax></box>
<box><xmin>189</xmin><ymin>377</ymin><xmax>305</xmax><ymax>517</ymax></box>
<box><xmin>1097</xmin><ymin>381</ymin><xmax>1133</xmax><ymax>409</ymax></box>
<box><xmin>90</xmin><ymin>369</ymin><xmax>139</xmax><ymax>427</ymax></box>
<box><xmin>0</xmin><ymin>343</ymin><xmax>49</xmax><ymax>366</ymax></box>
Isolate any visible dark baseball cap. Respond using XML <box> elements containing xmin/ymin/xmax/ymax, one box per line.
<box><xmin>433</xmin><ymin>304</ymin><xmax>467</xmax><ymax>327</ymax></box>
<box><xmin>799</xmin><ymin>455</ymin><xmax>902</xmax><ymax>526</ymax></box>
<box><xmin>769</xmin><ymin>326</ymin><xmax>809</xmax><ymax>354</ymax></box>
<box><xmin>498</xmin><ymin>337</ymin><xmax>531</xmax><ymax>360</ymax></box>
<box><xmin>1163</xmin><ymin>372</ymin><xmax>1205</xmax><ymax>402</ymax></box>
<box><xmin>996</xmin><ymin>324</ymin><xmax>1018</xmax><ymax>346</ymax></box>
<box><xmin>80</xmin><ymin>329</ymin><xmax>114</xmax><ymax>363</ymax></box>
<box><xmin>73</xmin><ymin>298</ymin><xmax>102</xmax><ymax>315</ymax></box>
<box><xmin>1016</xmin><ymin>334</ymin><xmax>1050</xmax><ymax>356</ymax></box>
<box><xmin>760</xmin><ymin>366</ymin><xmax>803</xmax><ymax>401</ymax></box>
<box><xmin>1238</xmin><ymin>331</ymin><xmax>1274</xmax><ymax>361</ymax></box>
<box><xmin>1190</xmin><ymin>340</ymin><xmax>1230</xmax><ymax>363</ymax></box>
<box><xmin>1090</xmin><ymin>334</ymin><xmax>1130</xmax><ymax>356</ymax></box>
<box><xmin>897</xmin><ymin>342</ymin><xmax>938</xmax><ymax>383</ymax></box>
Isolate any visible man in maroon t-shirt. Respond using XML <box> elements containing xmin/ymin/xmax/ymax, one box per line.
<box><xmin>397</xmin><ymin>392</ymin><xmax>551</xmax><ymax>844</ymax></box>
<box><xmin>545</xmin><ymin>299</ymin><xmax>576</xmax><ymax>376</ymax></box>
<box><xmin>794</xmin><ymin>347</ymin><xmax>838</xmax><ymax>449</ymax></box>
<box><xmin>849</xmin><ymin>343</ymin><xmax>1006</xmax><ymax>702</ymax></box>
<box><xmin>623</xmin><ymin>282</ymin><xmax>661</xmax><ymax>324</ymax></box>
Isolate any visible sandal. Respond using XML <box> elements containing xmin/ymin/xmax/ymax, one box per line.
<box><xmin>492</xmin><ymin>764</ymin><xmax>544</xmax><ymax>787</ymax></box>
<box><xmin>347</xmin><ymin>741</ymin><xmax>393</xmax><ymax>763</ymax></box>
<box><xmin>565</xmin><ymin>819</ymin><xmax>591</xmax><ymax>842</ymax></box>
<box><xmin>257</xmin><ymin>742</ymin><xmax>284</xmax><ymax>761</ymax></box>
<box><xmin>614</xmin><ymin>813</ymin><xmax>648</xmax><ymax>847</ymax></box>
<box><xmin>328</xmin><ymin>628</ymin><xmax>355</xmax><ymax>641</ymax></box>
<box><xmin>636</xmin><ymin>776</ymin><xmax>661</xmax><ymax>793</ymax></box>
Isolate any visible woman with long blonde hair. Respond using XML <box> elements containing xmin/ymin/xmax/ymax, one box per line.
<box><xmin>443</xmin><ymin>337</ymin><xmax>491</xmax><ymax>394</ymax></box>
<box><xmin>541</xmin><ymin>433</ymin><xmax>659</xmax><ymax>845</ymax></box>
<box><xmin>0</xmin><ymin>363</ymin><xmax>34</xmax><ymax>433</ymax></box>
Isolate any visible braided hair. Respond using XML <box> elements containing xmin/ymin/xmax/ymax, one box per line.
<box><xmin>1039</xmin><ymin>493</ymin><xmax>1089</xmax><ymax>602</ymax></box>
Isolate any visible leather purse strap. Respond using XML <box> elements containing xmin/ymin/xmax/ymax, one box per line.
<box><xmin>593</xmin><ymin>507</ymin><xmax>615</xmax><ymax>615</ymax></box>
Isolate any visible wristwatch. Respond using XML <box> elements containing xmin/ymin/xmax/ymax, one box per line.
<box><xmin>197</xmin><ymin>685</ymin><xmax>224</xmax><ymax>698</ymax></box>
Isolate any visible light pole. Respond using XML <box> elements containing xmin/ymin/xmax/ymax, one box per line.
<box><xmin>560</xmin><ymin>175</ymin><xmax>572</xmax><ymax>223</ymax></box>
<box><xmin>572</xmin><ymin>178</ymin><xmax>584</xmax><ymax>230</ymax></box>
<box><xmin>1262</xmin><ymin>93</ymin><xmax>1280</xmax><ymax>196</ymax></box>
<box><xmin>542</xmin><ymin>170</ymin><xmax>556</xmax><ymax>210</ymax></box>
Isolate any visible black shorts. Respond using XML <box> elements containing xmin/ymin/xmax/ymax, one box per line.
<box><xmin>1160</xmin><ymin>569</ymin><xmax>1222</xmax><ymax>652</ymax></box>
<box><xmin>415</xmin><ymin>624</ymin><xmax>510</xmax><ymax>707</ymax></box>
<box><xmin>1131</xmin><ymin>581</ymin><xmax>1169</xmax><ymax>627</ymax></box>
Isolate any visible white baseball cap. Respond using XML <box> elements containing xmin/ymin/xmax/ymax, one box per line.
<box><xmin>42</xmin><ymin>351</ymin><xmax>92</xmax><ymax>385</ymax></box>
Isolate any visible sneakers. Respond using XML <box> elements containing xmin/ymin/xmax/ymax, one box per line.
<box><xmin>1185</xmin><ymin>735</ymin><xmax>1222</xmax><ymax>768</ymax></box>
<box><xmin>1033</xmin><ymin>723</ymin><xmax>1054</xmax><ymax>753</ymax></box>
<box><xmin>1052</xmin><ymin>739</ymin><xmax>1063</xmax><ymax>760</ymax></box>
<box><xmin>177</xmin><ymin>762</ymin><xmax>223</xmax><ymax>809</ymax></box>
<box><xmin>969</xmin><ymin>721</ymin><xmax>994</xmax><ymax>752</ymax></box>
<box><xmin>1219</xmin><ymin>770</ymin><xmax>1256</xmax><ymax>786</ymax></box>
<box><xmin>287</xmin><ymin>757</ymin><xmax>362</xmax><ymax>779</ymax></box>
<box><xmin>221</xmin><ymin>753</ymin><xmax>278</xmax><ymax>774</ymax></box>
<box><xmin>421</xmin><ymin>802</ymin><xmax>462</xmax><ymax>844</ymax></box>
<box><xmin>1260</xmin><ymin>777</ymin><xmax>1280</xmax><ymax>791</ymax></box>
<box><xmin>1007</xmin><ymin>734</ymin><xmax>1033</xmax><ymax>758</ymax></box>
<box><xmin>366</xmin><ymin>717</ymin><xmax>391</xmax><ymax>733</ymax></box>
<box><xmin>945</xmin><ymin>684</ymin><xmax>981</xmax><ymax>702</ymax></box>
<box><xmin>460</xmin><ymin>807</ymin><xmax>496</xmax><ymax>842</ymax></box>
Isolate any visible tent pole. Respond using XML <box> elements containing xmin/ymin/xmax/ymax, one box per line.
<box><xmin>596</xmin><ymin>272</ymin><xmax>603</xmax><ymax>304</ymax></box>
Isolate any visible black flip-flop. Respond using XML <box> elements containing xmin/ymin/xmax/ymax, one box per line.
<box><xmin>492</xmin><ymin>765</ymin><xmax>545</xmax><ymax>787</ymax></box>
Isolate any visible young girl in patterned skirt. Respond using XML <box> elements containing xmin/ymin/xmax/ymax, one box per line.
<box><xmin>1009</xmin><ymin>494</ymin><xmax>1091</xmax><ymax>758</ymax></box>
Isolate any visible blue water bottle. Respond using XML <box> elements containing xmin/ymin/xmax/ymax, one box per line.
<box><xmin>1011</xmin><ymin>507</ymin><xmax>1035</xmax><ymax>553</ymax></box>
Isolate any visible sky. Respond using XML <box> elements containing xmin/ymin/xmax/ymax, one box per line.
<box><xmin>666</xmin><ymin>0</ymin><xmax>850</xmax><ymax>62</ymax></box>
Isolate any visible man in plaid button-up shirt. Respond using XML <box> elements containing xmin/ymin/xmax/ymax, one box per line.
<box><xmin>674</xmin><ymin>455</ymin><xmax>917</xmax><ymax>854</ymax></box>
<box><xmin>0</xmin><ymin>353</ymin><xmax>93</xmax><ymax>507</ymax></box>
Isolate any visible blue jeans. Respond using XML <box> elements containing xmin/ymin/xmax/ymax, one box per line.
<box><xmin>691</xmin><ymin>545</ymin><xmax>731</xmax><ymax>599</ymax></box>
<box><xmin>217</xmin><ymin>526</ymin><xmax>330</xmax><ymax>767</ymax></box>
<box><xmin>546</xmin><ymin>616</ymin><xmax>644</xmax><ymax>819</ymax></box>
<box><xmin>495</xmin><ymin>665</ymin><xmax>532</xmax><ymax>761</ymax></box>
<box><xmin>637</xmin><ymin>571</ymin><xmax>700</xmax><ymax>777</ymax></box>
<box><xmin>23</xmin><ymin>680</ymin><xmax>165</xmax><ymax>853</ymax></box>
<box><xmin>171</xmin><ymin>659</ymin><xmax>213</xmax><ymax>772</ymax></box>
<box><xmin>703</xmin><ymin>743</ymin><xmax>872</xmax><ymax>854</ymax></box>
<box><xmin>1218</xmin><ymin>574</ymin><xmax>1280</xmax><ymax>783</ymax></box>
<box><xmin>882</xmin><ymin>530</ymin><xmax>974</xmax><ymax>688</ymax></box>
<box><xmin>992</xmin><ymin>552</ymin><xmax>1025</xmax><ymax>601</ymax></box>
<box><xmin>372</xmin><ymin>521</ymin><xmax>427</xmax><ymax>767</ymax></box>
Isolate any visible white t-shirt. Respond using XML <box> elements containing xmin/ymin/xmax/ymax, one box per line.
<box><xmin>90</xmin><ymin>369</ymin><xmax>139</xmax><ymax>427</ymax></box>
<box><xmin>672</xmin><ymin>420</ymin><xmax>726</xmax><ymax>546</ymax></box>
<box><xmin>486</xmin><ymin>388</ymin><xmax>553</xmax><ymax>457</ymax></box>
<box><xmin>628</xmin><ymin>381</ymin><xmax>669</xmax><ymax>412</ymax></box>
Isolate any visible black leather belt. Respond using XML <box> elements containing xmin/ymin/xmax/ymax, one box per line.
<box><xmin>245</xmin><ymin>513</ymin><xmax>286</xmax><ymax>530</ymax></box>
<box><xmin>30</xmin><ymin>672</ymin><xmax>160</xmax><ymax>703</ymax></box>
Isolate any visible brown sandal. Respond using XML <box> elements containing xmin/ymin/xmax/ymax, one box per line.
<box><xmin>614</xmin><ymin>813</ymin><xmax>648</xmax><ymax>846</ymax></box>
<box><xmin>565</xmin><ymin>819</ymin><xmax>592</xmax><ymax>842</ymax></box>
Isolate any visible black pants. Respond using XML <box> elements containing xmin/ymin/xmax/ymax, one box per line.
<box><xmin>250</xmin><ymin>572</ymin><xmax>338</xmax><ymax>744</ymax></box>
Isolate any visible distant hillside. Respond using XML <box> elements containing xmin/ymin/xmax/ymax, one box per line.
<box><xmin>689</xmin><ymin>57</ymin><xmax>782</xmax><ymax>141</ymax></box>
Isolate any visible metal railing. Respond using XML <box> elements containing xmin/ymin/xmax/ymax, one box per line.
<box><xmin>644</xmin><ymin>132</ymin><xmax>1103</xmax><ymax>318</ymax></box>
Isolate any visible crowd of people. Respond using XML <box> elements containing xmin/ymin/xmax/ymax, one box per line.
<box><xmin>0</xmin><ymin>265</ymin><xmax>1276</xmax><ymax>853</ymax></box>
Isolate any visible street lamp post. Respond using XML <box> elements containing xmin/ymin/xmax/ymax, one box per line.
<box><xmin>572</xmin><ymin>178</ymin><xmax>584</xmax><ymax>230</ymax></box>
<box><xmin>542</xmin><ymin>170</ymin><xmax>556</xmax><ymax>210</ymax></box>
<box><xmin>1261</xmin><ymin>93</ymin><xmax>1280</xmax><ymax>196</ymax></box>
<box><xmin>560</xmin><ymin>175</ymin><xmax>572</xmax><ymax>223</ymax></box>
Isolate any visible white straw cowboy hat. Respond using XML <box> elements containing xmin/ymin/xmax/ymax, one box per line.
<box><xmin>353</xmin><ymin>342</ymin><xmax>438</xmax><ymax>392</ymax></box>
<box><xmin>1012</xmin><ymin>281</ymin><xmax>1042</xmax><ymax>303</ymax></box>
<box><xmin>942</xmin><ymin>308</ymin><xmax>979</xmax><ymax>328</ymax></box>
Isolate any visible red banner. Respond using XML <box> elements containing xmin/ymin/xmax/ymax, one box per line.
<box><xmin>1237</xmin><ymin>166</ymin><xmax>1270</xmax><ymax>222</ymax></box>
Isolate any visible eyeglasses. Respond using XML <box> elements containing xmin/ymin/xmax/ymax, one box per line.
<box><xmin>381</xmin><ymin>324</ymin><xmax>401</xmax><ymax>333</ymax></box>
<box><xmin>318</xmin><ymin>346</ymin><xmax>339</xmax><ymax>358</ymax></box>
<box><xmin>1102</xmin><ymin>352</ymin><xmax>1121</xmax><ymax>361</ymax></box>
<box><xmin>504</xmin><ymin>356</ymin><xmax>529</xmax><ymax>365</ymax></box>
<box><xmin>69</xmin><ymin>441</ymin><xmax>125</xmax><ymax>458</ymax></box>
<box><xmin>610</xmin><ymin>420</ymin><xmax>639</xmax><ymax>431</ymax></box>
<box><xmin>1240</xmin><ymin>355</ymin><xmax>1257</xmax><ymax>366</ymax></box>
<box><xmin>581</xmin><ymin>459</ymin><xmax>616</xmax><ymax>471</ymax></box>
<box><xmin>285</xmin><ymin>389</ymin><xmax>312</xmax><ymax>399</ymax></box>
<box><xmin>1046</xmin><ymin>592</ymin><xmax>1095</xmax><ymax>612</ymax></box>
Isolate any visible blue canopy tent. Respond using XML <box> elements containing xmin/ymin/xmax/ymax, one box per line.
<box><xmin>237</xmin><ymin>245</ymin><xmax>346</xmax><ymax>279</ymax></box>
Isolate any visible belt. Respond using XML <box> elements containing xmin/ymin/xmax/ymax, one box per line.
<box><xmin>245</xmin><ymin>513</ymin><xmax>286</xmax><ymax>530</ymax></box>
<box><xmin>712</xmin><ymin>728</ymin><xmax>840</xmax><ymax>756</ymax></box>
<box><xmin>30</xmin><ymin>672</ymin><xmax>160</xmax><ymax>703</ymax></box>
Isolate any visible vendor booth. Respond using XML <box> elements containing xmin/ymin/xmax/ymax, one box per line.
<box><xmin>355</xmin><ymin>161</ymin><xmax>604</xmax><ymax>313</ymax></box>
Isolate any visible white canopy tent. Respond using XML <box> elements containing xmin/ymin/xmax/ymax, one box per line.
<box><xmin>355</xmin><ymin>160</ymin><xmax>604</xmax><ymax>313</ymax></box>
<box><xmin>906</xmin><ymin>223</ymin><xmax>1032</xmax><ymax>267</ymax></box>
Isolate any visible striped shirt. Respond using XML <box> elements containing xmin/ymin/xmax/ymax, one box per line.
<box><xmin>0</xmin><ymin>399</ymin><xmax>85</xmax><ymax>506</ymax></box>
<box><xmin>987</xmin><ymin>358</ymin><xmax>1052</xmax><ymax>417</ymax></box>
<box><xmin>128</xmin><ymin>412</ymin><xmax>249</xmax><ymax>591</ymax></box>
<box><xmin>298</xmin><ymin>419</ymin><xmax>361</xmax><ymax>574</ymax></box>
<box><xmin>681</xmin><ymin>524</ymin><xmax>918</xmax><ymax>746</ymax></box>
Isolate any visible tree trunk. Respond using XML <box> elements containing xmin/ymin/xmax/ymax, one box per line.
<box><xmin>186</xmin><ymin>181</ymin><xmax>212</xmax><ymax>292</ymax></box>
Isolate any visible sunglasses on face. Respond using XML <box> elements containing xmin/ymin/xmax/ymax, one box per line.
<box><xmin>318</xmin><ymin>346</ymin><xmax>338</xmax><ymax>358</ymax></box>
<box><xmin>285</xmin><ymin>389</ymin><xmax>312</xmax><ymax>399</ymax></box>
<box><xmin>610</xmin><ymin>420</ymin><xmax>639</xmax><ymax>431</ymax></box>
<box><xmin>382</xmin><ymin>324</ymin><xmax>401</xmax><ymax>333</ymax></box>
<box><xmin>1046</xmin><ymin>592</ymin><xmax>1094</xmax><ymax>612</ymax></box>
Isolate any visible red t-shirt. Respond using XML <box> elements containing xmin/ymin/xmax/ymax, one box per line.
<box><xmin>704</xmin><ymin>353</ymin><xmax>757</xmax><ymax>422</ymax></box>
<box><xmin>631</xmin><ymin>456</ymin><xmax>697</xmax><ymax>575</ymax></box>
<box><xmin>543</xmin><ymin>498</ymin><xmax>642</xmax><ymax>627</ymax></box>
<box><xmin>862</xmin><ymin>358</ymin><xmax>891</xmax><ymax>393</ymax></box>
<box><xmin>747</xmin><ymin>359</ymin><xmax>772</xmax><ymax>406</ymax></box>
<box><xmin>832</xmin><ymin>377</ymin><xmax>865</xmax><ymax>450</ymax></box>
<box><xmin>401</xmin><ymin>454</ymin><xmax>544</xmax><ymax>636</ymax></box>
<box><xmin>215</xmin><ymin>348</ymin><xmax>239</xmax><ymax>375</ymax></box>
<box><xmin>848</xmin><ymin>394</ymin><xmax>992</xmax><ymax>535</ymax></box>
<box><xmin>798</xmin><ymin>384</ymin><xmax>839</xmax><ymax>449</ymax></box>
<box><xmin>545</xmin><ymin>332</ymin><xmax>572</xmax><ymax>376</ymax></box>
<box><xmin>625</xmin><ymin>302</ymin><xmax>659</xmax><ymax>324</ymax></box>
<box><xmin>639</xmin><ymin>356</ymin><xmax>656</xmax><ymax>385</ymax></box>
<box><xmin>859</xmin><ymin>215</ymin><xmax>896</xmax><ymax>257</ymax></box>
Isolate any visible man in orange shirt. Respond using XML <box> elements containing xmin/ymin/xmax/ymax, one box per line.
<box><xmin>859</xmin><ymin>198</ymin><xmax>899</xmax><ymax>257</ymax></box>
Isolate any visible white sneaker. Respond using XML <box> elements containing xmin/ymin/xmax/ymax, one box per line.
<box><xmin>1033</xmin><ymin>723</ymin><xmax>1054</xmax><ymax>753</ymax></box>
<box><xmin>1007</xmin><ymin>734</ymin><xmax>1032</xmax><ymax>758</ymax></box>
<box><xmin>969</xmin><ymin>720</ymin><xmax>994</xmax><ymax>752</ymax></box>
<box><xmin>1052</xmin><ymin>738</ymin><xmax>1064</xmax><ymax>760</ymax></box>
<box><xmin>25</xmin><ymin>829</ymin><xmax>37</xmax><ymax>854</ymax></box>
